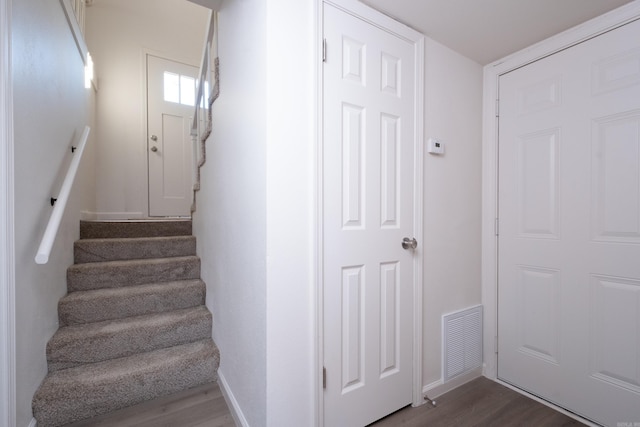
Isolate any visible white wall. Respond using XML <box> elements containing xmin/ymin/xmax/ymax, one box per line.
<box><xmin>11</xmin><ymin>0</ymin><xmax>96</xmax><ymax>424</ymax></box>
<box><xmin>192</xmin><ymin>0</ymin><xmax>268</xmax><ymax>425</ymax></box>
<box><xmin>85</xmin><ymin>0</ymin><xmax>209</xmax><ymax>219</ymax></box>
<box><xmin>193</xmin><ymin>0</ymin><xmax>317</xmax><ymax>425</ymax></box>
<box><xmin>265</xmin><ymin>0</ymin><xmax>316</xmax><ymax>424</ymax></box>
<box><xmin>422</xmin><ymin>38</ymin><xmax>483</xmax><ymax>389</ymax></box>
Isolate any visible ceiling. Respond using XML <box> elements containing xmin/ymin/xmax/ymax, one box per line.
<box><xmin>360</xmin><ymin>0</ymin><xmax>634</xmax><ymax>64</ymax></box>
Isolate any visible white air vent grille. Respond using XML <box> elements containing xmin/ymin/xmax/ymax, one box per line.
<box><xmin>443</xmin><ymin>305</ymin><xmax>483</xmax><ymax>382</ymax></box>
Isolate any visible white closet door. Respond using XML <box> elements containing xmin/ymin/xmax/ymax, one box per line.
<box><xmin>498</xmin><ymin>18</ymin><xmax>640</xmax><ymax>426</ymax></box>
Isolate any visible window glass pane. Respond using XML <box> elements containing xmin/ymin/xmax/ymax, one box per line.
<box><xmin>199</xmin><ymin>81</ymin><xmax>211</xmax><ymax>109</ymax></box>
<box><xmin>204</xmin><ymin>81</ymin><xmax>210</xmax><ymax>109</ymax></box>
<box><xmin>163</xmin><ymin>72</ymin><xmax>179</xmax><ymax>103</ymax></box>
<box><xmin>180</xmin><ymin>75</ymin><xmax>195</xmax><ymax>106</ymax></box>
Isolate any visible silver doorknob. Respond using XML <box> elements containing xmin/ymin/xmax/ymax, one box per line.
<box><xmin>402</xmin><ymin>237</ymin><xmax>418</xmax><ymax>250</ymax></box>
<box><xmin>150</xmin><ymin>146</ymin><xmax>158</xmax><ymax>152</ymax></box>
<box><xmin>150</xmin><ymin>135</ymin><xmax>158</xmax><ymax>141</ymax></box>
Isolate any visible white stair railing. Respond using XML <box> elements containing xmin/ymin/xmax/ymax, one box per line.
<box><xmin>35</xmin><ymin>126</ymin><xmax>90</xmax><ymax>264</ymax></box>
<box><xmin>190</xmin><ymin>10</ymin><xmax>219</xmax><ymax>212</ymax></box>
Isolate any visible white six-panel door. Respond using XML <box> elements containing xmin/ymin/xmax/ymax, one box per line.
<box><xmin>147</xmin><ymin>55</ymin><xmax>197</xmax><ymax>217</ymax></box>
<box><xmin>323</xmin><ymin>3</ymin><xmax>418</xmax><ymax>426</ymax></box>
<box><xmin>498</xmin><ymin>18</ymin><xmax>640</xmax><ymax>426</ymax></box>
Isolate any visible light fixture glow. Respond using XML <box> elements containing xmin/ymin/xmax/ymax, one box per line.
<box><xmin>84</xmin><ymin>52</ymin><xmax>94</xmax><ymax>89</ymax></box>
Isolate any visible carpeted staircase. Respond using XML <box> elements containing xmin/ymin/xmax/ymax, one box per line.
<box><xmin>32</xmin><ymin>220</ymin><xmax>219</xmax><ymax>427</ymax></box>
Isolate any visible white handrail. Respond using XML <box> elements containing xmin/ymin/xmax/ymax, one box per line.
<box><xmin>189</xmin><ymin>10</ymin><xmax>218</xmax><ymax>213</ymax></box>
<box><xmin>191</xmin><ymin>10</ymin><xmax>215</xmax><ymax>136</ymax></box>
<box><xmin>35</xmin><ymin>125</ymin><xmax>90</xmax><ymax>264</ymax></box>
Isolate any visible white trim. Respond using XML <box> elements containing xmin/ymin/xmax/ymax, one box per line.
<box><xmin>411</xmin><ymin>34</ymin><xmax>425</xmax><ymax>408</ymax></box>
<box><xmin>495</xmin><ymin>379</ymin><xmax>599</xmax><ymax>427</ymax></box>
<box><xmin>313</xmin><ymin>0</ymin><xmax>323</xmax><ymax>426</ymax></box>
<box><xmin>93</xmin><ymin>211</ymin><xmax>145</xmax><ymax>221</ymax></box>
<box><xmin>0</xmin><ymin>0</ymin><xmax>16</xmax><ymax>425</ymax></box>
<box><xmin>481</xmin><ymin>0</ymin><xmax>640</xmax><ymax>383</ymax></box>
<box><xmin>422</xmin><ymin>367</ymin><xmax>482</xmax><ymax>399</ymax></box>
<box><xmin>217</xmin><ymin>371</ymin><xmax>249</xmax><ymax>427</ymax></box>
<box><xmin>323</xmin><ymin>0</ymin><xmax>423</xmax><ymax>44</ymax></box>
<box><xmin>318</xmin><ymin>0</ymin><xmax>426</xmax><ymax>423</ymax></box>
<box><xmin>59</xmin><ymin>0</ymin><xmax>88</xmax><ymax>64</ymax></box>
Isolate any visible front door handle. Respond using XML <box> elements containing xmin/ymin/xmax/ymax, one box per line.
<box><xmin>402</xmin><ymin>237</ymin><xmax>418</xmax><ymax>250</ymax></box>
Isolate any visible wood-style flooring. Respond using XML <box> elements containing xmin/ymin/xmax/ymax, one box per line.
<box><xmin>370</xmin><ymin>377</ymin><xmax>584</xmax><ymax>427</ymax></box>
<box><xmin>63</xmin><ymin>382</ymin><xmax>235</xmax><ymax>427</ymax></box>
<box><xmin>64</xmin><ymin>376</ymin><xmax>585</xmax><ymax>426</ymax></box>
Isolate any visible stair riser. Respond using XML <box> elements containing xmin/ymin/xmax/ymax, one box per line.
<box><xmin>67</xmin><ymin>257</ymin><xmax>200</xmax><ymax>291</ymax></box>
<box><xmin>80</xmin><ymin>220</ymin><xmax>192</xmax><ymax>239</ymax></box>
<box><xmin>74</xmin><ymin>236</ymin><xmax>196</xmax><ymax>263</ymax></box>
<box><xmin>48</xmin><ymin>310</ymin><xmax>212</xmax><ymax>371</ymax></box>
<box><xmin>59</xmin><ymin>281</ymin><xmax>205</xmax><ymax>326</ymax></box>
<box><xmin>33</xmin><ymin>340</ymin><xmax>219</xmax><ymax>427</ymax></box>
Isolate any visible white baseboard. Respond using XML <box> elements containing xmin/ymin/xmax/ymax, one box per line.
<box><xmin>86</xmin><ymin>212</ymin><xmax>144</xmax><ymax>221</ymax></box>
<box><xmin>81</xmin><ymin>212</ymin><xmax>192</xmax><ymax>221</ymax></box>
<box><xmin>27</xmin><ymin>417</ymin><xmax>36</xmax><ymax>427</ymax></box>
<box><xmin>218</xmin><ymin>370</ymin><xmax>249</xmax><ymax>427</ymax></box>
<box><xmin>422</xmin><ymin>367</ymin><xmax>482</xmax><ymax>400</ymax></box>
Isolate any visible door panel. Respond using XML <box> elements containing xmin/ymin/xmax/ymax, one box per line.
<box><xmin>498</xmin><ymin>18</ymin><xmax>640</xmax><ymax>426</ymax></box>
<box><xmin>323</xmin><ymin>3</ymin><xmax>416</xmax><ymax>426</ymax></box>
<box><xmin>147</xmin><ymin>55</ymin><xmax>197</xmax><ymax>217</ymax></box>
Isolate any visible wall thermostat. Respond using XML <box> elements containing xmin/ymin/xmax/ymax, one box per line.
<box><xmin>427</xmin><ymin>138</ymin><xmax>445</xmax><ymax>155</ymax></box>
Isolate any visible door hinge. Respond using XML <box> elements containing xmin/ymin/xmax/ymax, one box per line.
<box><xmin>323</xmin><ymin>367</ymin><xmax>327</xmax><ymax>388</ymax></box>
<box><xmin>495</xmin><ymin>218</ymin><xmax>499</xmax><ymax>236</ymax></box>
<box><xmin>495</xmin><ymin>99</ymin><xmax>499</xmax><ymax>117</ymax></box>
<box><xmin>322</xmin><ymin>39</ymin><xmax>327</xmax><ymax>63</ymax></box>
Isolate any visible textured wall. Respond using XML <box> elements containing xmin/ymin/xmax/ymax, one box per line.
<box><xmin>264</xmin><ymin>0</ymin><xmax>316</xmax><ymax>424</ymax></box>
<box><xmin>11</xmin><ymin>0</ymin><xmax>96</xmax><ymax>424</ymax></box>
<box><xmin>192</xmin><ymin>0</ymin><xmax>268</xmax><ymax>425</ymax></box>
<box><xmin>422</xmin><ymin>38</ymin><xmax>483</xmax><ymax>388</ymax></box>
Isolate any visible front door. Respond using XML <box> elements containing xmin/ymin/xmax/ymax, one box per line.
<box><xmin>147</xmin><ymin>54</ymin><xmax>197</xmax><ymax>217</ymax></box>
<box><xmin>323</xmin><ymin>3</ymin><xmax>419</xmax><ymax>425</ymax></box>
<box><xmin>498</xmin><ymin>18</ymin><xmax>640</xmax><ymax>426</ymax></box>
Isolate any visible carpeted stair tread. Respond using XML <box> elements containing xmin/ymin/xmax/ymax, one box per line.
<box><xmin>58</xmin><ymin>279</ymin><xmax>205</xmax><ymax>326</ymax></box>
<box><xmin>80</xmin><ymin>220</ymin><xmax>192</xmax><ymax>239</ymax></box>
<box><xmin>34</xmin><ymin>219</ymin><xmax>219</xmax><ymax>426</ymax></box>
<box><xmin>74</xmin><ymin>235</ymin><xmax>196</xmax><ymax>263</ymax></box>
<box><xmin>47</xmin><ymin>306</ymin><xmax>212</xmax><ymax>371</ymax></box>
<box><xmin>67</xmin><ymin>256</ymin><xmax>200</xmax><ymax>291</ymax></box>
<box><xmin>33</xmin><ymin>339</ymin><xmax>219</xmax><ymax>427</ymax></box>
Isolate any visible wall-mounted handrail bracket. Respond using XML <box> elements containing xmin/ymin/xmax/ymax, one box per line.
<box><xmin>35</xmin><ymin>126</ymin><xmax>90</xmax><ymax>264</ymax></box>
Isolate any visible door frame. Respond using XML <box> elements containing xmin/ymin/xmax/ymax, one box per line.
<box><xmin>142</xmin><ymin>51</ymin><xmax>198</xmax><ymax>218</ymax></box>
<box><xmin>0</xmin><ymin>0</ymin><xmax>16</xmax><ymax>425</ymax></box>
<box><xmin>316</xmin><ymin>0</ymin><xmax>425</xmax><ymax>424</ymax></box>
<box><xmin>481</xmin><ymin>0</ymin><xmax>640</xmax><ymax>387</ymax></box>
